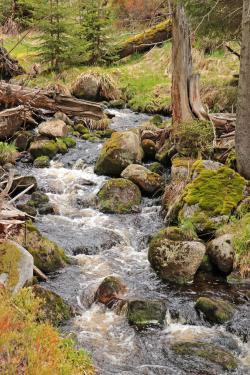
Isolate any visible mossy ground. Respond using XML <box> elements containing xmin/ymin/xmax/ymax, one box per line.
<box><xmin>0</xmin><ymin>241</ymin><xmax>21</xmax><ymax>289</ymax></box>
<box><xmin>2</xmin><ymin>32</ymin><xmax>240</xmax><ymax>114</ymax></box>
<box><xmin>0</xmin><ymin>288</ymin><xmax>94</xmax><ymax>374</ymax></box>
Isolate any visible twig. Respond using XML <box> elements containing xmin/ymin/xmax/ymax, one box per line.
<box><xmin>9</xmin><ymin>184</ymin><xmax>34</xmax><ymax>204</ymax></box>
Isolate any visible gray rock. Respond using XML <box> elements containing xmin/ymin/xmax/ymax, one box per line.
<box><xmin>207</xmin><ymin>234</ymin><xmax>235</xmax><ymax>274</ymax></box>
<box><xmin>38</xmin><ymin>119</ymin><xmax>69</xmax><ymax>138</ymax></box>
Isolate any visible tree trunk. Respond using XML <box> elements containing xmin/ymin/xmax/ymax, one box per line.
<box><xmin>235</xmin><ymin>0</ymin><xmax>250</xmax><ymax>179</ymax></box>
<box><xmin>171</xmin><ymin>4</ymin><xmax>194</xmax><ymax>125</ymax></box>
<box><xmin>0</xmin><ymin>81</ymin><xmax>103</xmax><ymax>120</ymax></box>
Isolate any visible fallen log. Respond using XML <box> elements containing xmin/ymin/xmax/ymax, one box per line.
<box><xmin>0</xmin><ymin>81</ymin><xmax>104</xmax><ymax>120</ymax></box>
<box><xmin>0</xmin><ymin>105</ymin><xmax>37</xmax><ymax>140</ymax></box>
<box><xmin>0</xmin><ymin>47</ymin><xmax>25</xmax><ymax>81</ymax></box>
<box><xmin>117</xmin><ymin>19</ymin><xmax>172</xmax><ymax>59</ymax></box>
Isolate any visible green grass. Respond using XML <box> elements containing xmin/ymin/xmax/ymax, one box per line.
<box><xmin>0</xmin><ymin>142</ymin><xmax>17</xmax><ymax>165</ymax></box>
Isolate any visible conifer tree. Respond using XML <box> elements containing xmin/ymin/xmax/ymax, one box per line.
<box><xmin>77</xmin><ymin>0</ymin><xmax>115</xmax><ymax>65</ymax></box>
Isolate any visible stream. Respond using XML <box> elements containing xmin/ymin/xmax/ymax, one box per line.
<box><xmin>18</xmin><ymin>109</ymin><xmax>250</xmax><ymax>375</ymax></box>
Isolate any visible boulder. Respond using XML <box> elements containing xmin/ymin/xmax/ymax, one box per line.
<box><xmin>127</xmin><ymin>300</ymin><xmax>167</xmax><ymax>329</ymax></box>
<box><xmin>98</xmin><ymin>178</ymin><xmax>141</xmax><ymax>214</ymax></box>
<box><xmin>14</xmin><ymin>131</ymin><xmax>34</xmax><ymax>151</ymax></box>
<box><xmin>148</xmin><ymin>162</ymin><xmax>165</xmax><ymax>175</ymax></box>
<box><xmin>72</xmin><ymin>73</ymin><xmax>100</xmax><ymax>100</ymax></box>
<box><xmin>121</xmin><ymin>164</ymin><xmax>162</xmax><ymax>195</ymax></box>
<box><xmin>13</xmin><ymin>221</ymin><xmax>66</xmax><ymax>274</ymax></box>
<box><xmin>171</xmin><ymin>342</ymin><xmax>237</xmax><ymax>372</ymax></box>
<box><xmin>33</xmin><ymin>156</ymin><xmax>50</xmax><ymax>168</ymax></box>
<box><xmin>95</xmin><ymin>131</ymin><xmax>143</xmax><ymax>177</ymax></box>
<box><xmin>29</xmin><ymin>140</ymin><xmax>59</xmax><ymax>159</ymax></box>
<box><xmin>195</xmin><ymin>297</ymin><xmax>235</xmax><ymax>324</ymax></box>
<box><xmin>32</xmin><ymin>285</ymin><xmax>74</xmax><ymax>326</ymax></box>
<box><xmin>178</xmin><ymin>165</ymin><xmax>246</xmax><ymax>233</ymax></box>
<box><xmin>148</xmin><ymin>227</ymin><xmax>206</xmax><ymax>284</ymax></box>
<box><xmin>0</xmin><ymin>240</ymin><xmax>33</xmax><ymax>293</ymax></box>
<box><xmin>94</xmin><ymin>276</ymin><xmax>127</xmax><ymax>307</ymax></box>
<box><xmin>207</xmin><ymin>234</ymin><xmax>235</xmax><ymax>274</ymax></box>
<box><xmin>38</xmin><ymin>119</ymin><xmax>69</xmax><ymax>138</ymax></box>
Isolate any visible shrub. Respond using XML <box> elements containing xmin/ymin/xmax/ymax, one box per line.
<box><xmin>0</xmin><ymin>288</ymin><xmax>94</xmax><ymax>375</ymax></box>
<box><xmin>0</xmin><ymin>142</ymin><xmax>17</xmax><ymax>165</ymax></box>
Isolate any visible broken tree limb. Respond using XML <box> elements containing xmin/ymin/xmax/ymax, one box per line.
<box><xmin>0</xmin><ymin>105</ymin><xmax>37</xmax><ymax>140</ymax></box>
<box><xmin>33</xmin><ymin>265</ymin><xmax>48</xmax><ymax>281</ymax></box>
<box><xmin>0</xmin><ymin>81</ymin><xmax>104</xmax><ymax>120</ymax></box>
<box><xmin>117</xmin><ymin>19</ymin><xmax>172</xmax><ymax>59</ymax></box>
<box><xmin>0</xmin><ymin>47</ymin><xmax>25</xmax><ymax>81</ymax></box>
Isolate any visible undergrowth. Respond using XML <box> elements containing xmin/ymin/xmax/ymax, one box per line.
<box><xmin>0</xmin><ymin>288</ymin><xmax>95</xmax><ymax>375</ymax></box>
<box><xmin>0</xmin><ymin>142</ymin><xmax>17</xmax><ymax>165</ymax></box>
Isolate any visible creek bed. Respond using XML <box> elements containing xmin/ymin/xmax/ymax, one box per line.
<box><xmin>17</xmin><ymin>109</ymin><xmax>250</xmax><ymax>375</ymax></box>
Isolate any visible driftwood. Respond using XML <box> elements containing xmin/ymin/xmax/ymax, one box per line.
<box><xmin>0</xmin><ymin>81</ymin><xmax>103</xmax><ymax>120</ymax></box>
<box><xmin>0</xmin><ymin>47</ymin><xmax>25</xmax><ymax>81</ymax></box>
<box><xmin>0</xmin><ymin>105</ymin><xmax>37</xmax><ymax>140</ymax></box>
<box><xmin>117</xmin><ymin>19</ymin><xmax>172</xmax><ymax>59</ymax></box>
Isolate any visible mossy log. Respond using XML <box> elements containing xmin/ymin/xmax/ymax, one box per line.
<box><xmin>117</xmin><ymin>19</ymin><xmax>172</xmax><ymax>59</ymax></box>
<box><xmin>0</xmin><ymin>81</ymin><xmax>103</xmax><ymax>120</ymax></box>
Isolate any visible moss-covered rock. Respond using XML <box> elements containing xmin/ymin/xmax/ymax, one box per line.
<box><xmin>94</xmin><ymin>276</ymin><xmax>127</xmax><ymax>307</ymax></box>
<box><xmin>95</xmin><ymin>131</ymin><xmax>143</xmax><ymax>177</ymax></box>
<box><xmin>11</xmin><ymin>175</ymin><xmax>37</xmax><ymax>194</ymax></box>
<box><xmin>0</xmin><ymin>240</ymin><xmax>33</xmax><ymax>293</ymax></box>
<box><xmin>127</xmin><ymin>300</ymin><xmax>166</xmax><ymax>329</ymax></box>
<box><xmin>74</xmin><ymin>124</ymin><xmax>89</xmax><ymax>135</ymax></box>
<box><xmin>16</xmin><ymin>203</ymin><xmax>37</xmax><ymax>217</ymax></box>
<box><xmin>98</xmin><ymin>178</ymin><xmax>141</xmax><ymax>214</ymax></box>
<box><xmin>148</xmin><ymin>162</ymin><xmax>165</xmax><ymax>175</ymax></box>
<box><xmin>29</xmin><ymin>140</ymin><xmax>59</xmax><ymax>159</ymax></box>
<box><xmin>179</xmin><ymin>166</ymin><xmax>246</xmax><ymax>233</ymax></box>
<box><xmin>95</xmin><ymin>129</ymin><xmax>115</xmax><ymax>139</ymax></box>
<box><xmin>121</xmin><ymin>164</ymin><xmax>163</xmax><ymax>195</ymax></box>
<box><xmin>172</xmin><ymin>342</ymin><xmax>237</xmax><ymax>371</ymax></box>
<box><xmin>13</xmin><ymin>222</ymin><xmax>66</xmax><ymax>274</ymax></box>
<box><xmin>55</xmin><ymin>138</ymin><xmax>68</xmax><ymax>154</ymax></box>
<box><xmin>14</xmin><ymin>131</ymin><xmax>34</xmax><ymax>151</ymax></box>
<box><xmin>30</xmin><ymin>191</ymin><xmax>49</xmax><ymax>206</ymax></box>
<box><xmin>155</xmin><ymin>139</ymin><xmax>175</xmax><ymax>166</ymax></box>
<box><xmin>195</xmin><ymin>297</ymin><xmax>235</xmax><ymax>324</ymax></box>
<box><xmin>60</xmin><ymin>137</ymin><xmax>76</xmax><ymax>148</ymax></box>
<box><xmin>32</xmin><ymin>285</ymin><xmax>74</xmax><ymax>326</ymax></box>
<box><xmin>148</xmin><ymin>227</ymin><xmax>205</xmax><ymax>284</ymax></box>
<box><xmin>33</xmin><ymin>156</ymin><xmax>50</xmax><ymax>168</ymax></box>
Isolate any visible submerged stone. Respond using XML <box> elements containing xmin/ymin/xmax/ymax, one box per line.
<box><xmin>94</xmin><ymin>276</ymin><xmax>127</xmax><ymax>307</ymax></box>
<box><xmin>127</xmin><ymin>300</ymin><xmax>167</xmax><ymax>329</ymax></box>
<box><xmin>195</xmin><ymin>297</ymin><xmax>235</xmax><ymax>324</ymax></box>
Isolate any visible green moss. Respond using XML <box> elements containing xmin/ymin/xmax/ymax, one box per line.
<box><xmin>29</xmin><ymin>140</ymin><xmax>59</xmax><ymax>159</ymax></box>
<box><xmin>33</xmin><ymin>156</ymin><xmax>50</xmax><ymax>168</ymax></box>
<box><xmin>127</xmin><ymin>300</ymin><xmax>166</xmax><ymax>329</ymax></box>
<box><xmin>98</xmin><ymin>178</ymin><xmax>141</xmax><ymax>214</ymax></box>
<box><xmin>0</xmin><ymin>142</ymin><xmax>17</xmax><ymax>165</ymax></box>
<box><xmin>155</xmin><ymin>139</ymin><xmax>175</xmax><ymax>166</ymax></box>
<box><xmin>14</xmin><ymin>222</ymin><xmax>66</xmax><ymax>274</ymax></box>
<box><xmin>56</xmin><ymin>138</ymin><xmax>68</xmax><ymax>154</ymax></box>
<box><xmin>82</xmin><ymin>133</ymin><xmax>100</xmax><ymax>142</ymax></box>
<box><xmin>60</xmin><ymin>137</ymin><xmax>76</xmax><ymax>148</ymax></box>
<box><xmin>30</xmin><ymin>191</ymin><xmax>49</xmax><ymax>207</ymax></box>
<box><xmin>172</xmin><ymin>342</ymin><xmax>237</xmax><ymax>371</ymax></box>
<box><xmin>95</xmin><ymin>129</ymin><xmax>115</xmax><ymax>138</ymax></box>
<box><xmin>32</xmin><ymin>285</ymin><xmax>74</xmax><ymax>326</ymax></box>
<box><xmin>183</xmin><ymin>166</ymin><xmax>245</xmax><ymax>217</ymax></box>
<box><xmin>74</xmin><ymin>124</ymin><xmax>89</xmax><ymax>135</ymax></box>
<box><xmin>0</xmin><ymin>241</ymin><xmax>21</xmax><ymax>289</ymax></box>
<box><xmin>148</xmin><ymin>162</ymin><xmax>165</xmax><ymax>175</ymax></box>
<box><xmin>172</xmin><ymin>158</ymin><xmax>196</xmax><ymax>168</ymax></box>
<box><xmin>195</xmin><ymin>297</ymin><xmax>234</xmax><ymax>324</ymax></box>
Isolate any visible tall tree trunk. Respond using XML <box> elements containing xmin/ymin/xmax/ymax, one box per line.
<box><xmin>171</xmin><ymin>3</ymin><xmax>194</xmax><ymax>125</ymax></box>
<box><xmin>236</xmin><ymin>0</ymin><xmax>250</xmax><ymax>179</ymax></box>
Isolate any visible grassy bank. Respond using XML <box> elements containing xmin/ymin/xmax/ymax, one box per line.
<box><xmin>2</xmin><ymin>33</ymin><xmax>240</xmax><ymax>114</ymax></box>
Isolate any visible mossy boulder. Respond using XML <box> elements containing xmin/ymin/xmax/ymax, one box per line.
<box><xmin>155</xmin><ymin>139</ymin><xmax>176</xmax><ymax>166</ymax></box>
<box><xmin>95</xmin><ymin>131</ymin><xmax>143</xmax><ymax>177</ymax></box>
<box><xmin>60</xmin><ymin>137</ymin><xmax>76</xmax><ymax>148</ymax></box>
<box><xmin>14</xmin><ymin>131</ymin><xmax>34</xmax><ymax>151</ymax></box>
<box><xmin>13</xmin><ymin>222</ymin><xmax>66</xmax><ymax>274</ymax></box>
<box><xmin>178</xmin><ymin>166</ymin><xmax>246</xmax><ymax>233</ymax></box>
<box><xmin>16</xmin><ymin>203</ymin><xmax>37</xmax><ymax>217</ymax></box>
<box><xmin>94</xmin><ymin>276</ymin><xmax>127</xmax><ymax>307</ymax></box>
<box><xmin>32</xmin><ymin>285</ymin><xmax>74</xmax><ymax>326</ymax></box>
<box><xmin>121</xmin><ymin>164</ymin><xmax>163</xmax><ymax>195</ymax></box>
<box><xmin>0</xmin><ymin>240</ymin><xmax>33</xmax><ymax>293</ymax></box>
<box><xmin>148</xmin><ymin>227</ymin><xmax>206</xmax><ymax>284</ymax></box>
<box><xmin>55</xmin><ymin>138</ymin><xmax>68</xmax><ymax>154</ymax></box>
<box><xmin>29</xmin><ymin>140</ymin><xmax>59</xmax><ymax>159</ymax></box>
<box><xmin>74</xmin><ymin>124</ymin><xmax>89</xmax><ymax>135</ymax></box>
<box><xmin>98</xmin><ymin>178</ymin><xmax>141</xmax><ymax>214</ymax></box>
<box><xmin>207</xmin><ymin>234</ymin><xmax>235</xmax><ymax>274</ymax></box>
<box><xmin>33</xmin><ymin>156</ymin><xmax>50</xmax><ymax>168</ymax></box>
<box><xmin>127</xmin><ymin>300</ymin><xmax>166</xmax><ymax>329</ymax></box>
<box><xmin>172</xmin><ymin>342</ymin><xmax>237</xmax><ymax>371</ymax></box>
<box><xmin>195</xmin><ymin>297</ymin><xmax>235</xmax><ymax>324</ymax></box>
<box><xmin>27</xmin><ymin>191</ymin><xmax>54</xmax><ymax>215</ymax></box>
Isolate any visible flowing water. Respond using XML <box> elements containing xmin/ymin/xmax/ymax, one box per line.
<box><xmin>18</xmin><ymin>109</ymin><xmax>250</xmax><ymax>375</ymax></box>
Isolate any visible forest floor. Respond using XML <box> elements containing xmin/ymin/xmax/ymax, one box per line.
<box><xmin>2</xmin><ymin>32</ymin><xmax>240</xmax><ymax>115</ymax></box>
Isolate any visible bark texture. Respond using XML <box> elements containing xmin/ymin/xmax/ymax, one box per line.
<box><xmin>171</xmin><ymin>4</ymin><xmax>194</xmax><ymax>124</ymax></box>
<box><xmin>0</xmin><ymin>81</ymin><xmax>103</xmax><ymax>120</ymax></box>
<box><xmin>236</xmin><ymin>0</ymin><xmax>250</xmax><ymax>179</ymax></box>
